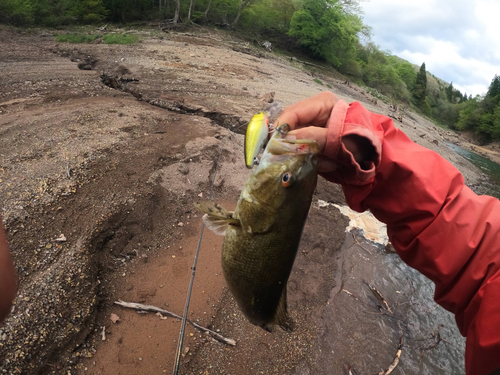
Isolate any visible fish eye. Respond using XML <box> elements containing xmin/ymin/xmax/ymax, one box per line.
<box><xmin>282</xmin><ymin>172</ymin><xmax>293</xmax><ymax>187</ymax></box>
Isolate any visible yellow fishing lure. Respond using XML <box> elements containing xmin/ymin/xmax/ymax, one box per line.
<box><xmin>244</xmin><ymin>112</ymin><xmax>269</xmax><ymax>169</ymax></box>
<box><xmin>244</xmin><ymin>102</ymin><xmax>281</xmax><ymax>169</ymax></box>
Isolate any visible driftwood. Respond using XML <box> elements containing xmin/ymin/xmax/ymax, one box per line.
<box><xmin>364</xmin><ymin>281</ymin><xmax>392</xmax><ymax>313</ymax></box>
<box><xmin>114</xmin><ymin>300</ymin><xmax>236</xmax><ymax>346</ymax></box>
<box><xmin>418</xmin><ymin>324</ymin><xmax>450</xmax><ymax>363</ymax></box>
<box><xmin>343</xmin><ymin>363</ymin><xmax>360</xmax><ymax>375</ymax></box>
<box><xmin>378</xmin><ymin>336</ymin><xmax>404</xmax><ymax>375</ymax></box>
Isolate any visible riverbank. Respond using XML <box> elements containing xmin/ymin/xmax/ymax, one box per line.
<box><xmin>451</xmin><ymin>130</ymin><xmax>500</xmax><ymax>166</ymax></box>
<box><xmin>0</xmin><ymin>25</ymin><xmax>494</xmax><ymax>374</ymax></box>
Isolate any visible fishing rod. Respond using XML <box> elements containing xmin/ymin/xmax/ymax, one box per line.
<box><xmin>173</xmin><ymin>136</ymin><xmax>225</xmax><ymax>375</ymax></box>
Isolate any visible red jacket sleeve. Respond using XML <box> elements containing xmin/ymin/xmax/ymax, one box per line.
<box><xmin>321</xmin><ymin>100</ymin><xmax>500</xmax><ymax>375</ymax></box>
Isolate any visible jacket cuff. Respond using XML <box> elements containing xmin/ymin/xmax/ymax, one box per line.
<box><xmin>320</xmin><ymin>100</ymin><xmax>382</xmax><ymax>185</ymax></box>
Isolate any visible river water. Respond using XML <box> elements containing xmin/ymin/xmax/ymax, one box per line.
<box><xmin>446</xmin><ymin>142</ymin><xmax>500</xmax><ymax>199</ymax></box>
<box><xmin>324</xmin><ymin>204</ymin><xmax>466</xmax><ymax>374</ymax></box>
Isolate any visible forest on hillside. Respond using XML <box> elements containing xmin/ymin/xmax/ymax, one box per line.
<box><xmin>1</xmin><ymin>0</ymin><xmax>499</xmax><ymax>143</ymax></box>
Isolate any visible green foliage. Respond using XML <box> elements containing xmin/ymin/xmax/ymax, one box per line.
<box><xmin>77</xmin><ymin>0</ymin><xmax>108</xmax><ymax>23</ymax></box>
<box><xmin>395</xmin><ymin>61</ymin><xmax>416</xmax><ymax>90</ymax></box>
<box><xmin>422</xmin><ymin>96</ymin><xmax>432</xmax><ymax>116</ymax></box>
<box><xmin>288</xmin><ymin>0</ymin><xmax>362</xmax><ymax>67</ymax></box>
<box><xmin>102</xmin><ymin>0</ymin><xmax>153</xmax><ymax>23</ymax></box>
<box><xmin>56</xmin><ymin>34</ymin><xmax>100</xmax><ymax>43</ymax></box>
<box><xmin>190</xmin><ymin>10</ymin><xmax>206</xmax><ymax>23</ymax></box>
<box><xmin>431</xmin><ymin>99</ymin><xmax>460</xmax><ymax>128</ymax></box>
<box><xmin>203</xmin><ymin>0</ymin><xmax>240</xmax><ymax>25</ymax></box>
<box><xmin>313</xmin><ymin>78</ymin><xmax>323</xmax><ymax>85</ymax></box>
<box><xmin>487</xmin><ymin>75</ymin><xmax>500</xmax><ymax>98</ymax></box>
<box><xmin>239</xmin><ymin>0</ymin><xmax>294</xmax><ymax>32</ymax></box>
<box><xmin>457</xmin><ymin>97</ymin><xmax>480</xmax><ymax>131</ymax></box>
<box><xmin>356</xmin><ymin>43</ymin><xmax>412</xmax><ymax>102</ymax></box>
<box><xmin>412</xmin><ymin>62</ymin><xmax>427</xmax><ymax>107</ymax></box>
<box><xmin>456</xmin><ymin>74</ymin><xmax>500</xmax><ymax>142</ymax></box>
<box><xmin>445</xmin><ymin>82</ymin><xmax>453</xmax><ymax>102</ymax></box>
<box><xmin>0</xmin><ymin>0</ymin><xmax>34</xmax><ymax>25</ymax></box>
<box><xmin>26</xmin><ymin>0</ymin><xmax>108</xmax><ymax>26</ymax></box>
<box><xmin>102</xmin><ymin>33</ymin><xmax>139</xmax><ymax>44</ymax></box>
<box><xmin>492</xmin><ymin>103</ymin><xmax>500</xmax><ymax>139</ymax></box>
<box><xmin>443</xmin><ymin>82</ymin><xmax>466</xmax><ymax>103</ymax></box>
<box><xmin>336</xmin><ymin>57</ymin><xmax>362</xmax><ymax>78</ymax></box>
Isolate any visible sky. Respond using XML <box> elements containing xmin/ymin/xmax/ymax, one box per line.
<box><xmin>360</xmin><ymin>0</ymin><xmax>500</xmax><ymax>97</ymax></box>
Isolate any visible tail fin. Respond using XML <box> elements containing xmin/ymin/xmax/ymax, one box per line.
<box><xmin>276</xmin><ymin>287</ymin><xmax>294</xmax><ymax>332</ymax></box>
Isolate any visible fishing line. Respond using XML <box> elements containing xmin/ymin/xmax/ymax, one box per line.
<box><xmin>173</xmin><ymin>136</ymin><xmax>225</xmax><ymax>375</ymax></box>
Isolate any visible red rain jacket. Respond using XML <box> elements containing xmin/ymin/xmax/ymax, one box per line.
<box><xmin>321</xmin><ymin>100</ymin><xmax>500</xmax><ymax>375</ymax></box>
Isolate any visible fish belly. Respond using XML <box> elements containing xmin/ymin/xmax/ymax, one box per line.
<box><xmin>221</xmin><ymin>220</ymin><xmax>304</xmax><ymax>327</ymax></box>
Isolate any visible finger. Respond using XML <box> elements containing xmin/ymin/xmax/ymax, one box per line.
<box><xmin>285</xmin><ymin>127</ymin><xmax>328</xmax><ymax>152</ymax></box>
<box><xmin>277</xmin><ymin>91</ymin><xmax>339</xmax><ymax>130</ymax></box>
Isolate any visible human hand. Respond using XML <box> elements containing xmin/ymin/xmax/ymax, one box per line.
<box><xmin>277</xmin><ymin>92</ymin><xmax>340</xmax><ymax>173</ymax></box>
<box><xmin>277</xmin><ymin>92</ymin><xmax>370</xmax><ymax>172</ymax></box>
<box><xmin>0</xmin><ymin>221</ymin><xmax>17</xmax><ymax>324</ymax></box>
<box><xmin>277</xmin><ymin>91</ymin><xmax>337</xmax><ymax>148</ymax></box>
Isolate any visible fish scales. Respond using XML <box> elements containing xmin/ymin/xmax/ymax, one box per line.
<box><xmin>197</xmin><ymin>124</ymin><xmax>319</xmax><ymax>330</ymax></box>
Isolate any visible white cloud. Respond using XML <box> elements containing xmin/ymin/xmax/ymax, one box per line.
<box><xmin>360</xmin><ymin>0</ymin><xmax>500</xmax><ymax>96</ymax></box>
<box><xmin>396</xmin><ymin>37</ymin><xmax>497</xmax><ymax>96</ymax></box>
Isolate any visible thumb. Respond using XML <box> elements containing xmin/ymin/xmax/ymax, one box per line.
<box><xmin>284</xmin><ymin>127</ymin><xmax>328</xmax><ymax>152</ymax></box>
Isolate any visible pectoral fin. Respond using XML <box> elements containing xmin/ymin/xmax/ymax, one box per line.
<box><xmin>195</xmin><ymin>202</ymin><xmax>240</xmax><ymax>235</ymax></box>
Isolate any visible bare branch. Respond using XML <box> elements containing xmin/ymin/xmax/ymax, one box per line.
<box><xmin>378</xmin><ymin>336</ymin><xmax>404</xmax><ymax>375</ymax></box>
<box><xmin>114</xmin><ymin>300</ymin><xmax>236</xmax><ymax>346</ymax></box>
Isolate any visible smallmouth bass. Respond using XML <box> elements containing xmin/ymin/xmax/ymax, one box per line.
<box><xmin>197</xmin><ymin>124</ymin><xmax>319</xmax><ymax>330</ymax></box>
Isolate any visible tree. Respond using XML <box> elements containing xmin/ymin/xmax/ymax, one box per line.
<box><xmin>338</xmin><ymin>0</ymin><xmax>363</xmax><ymax>15</ymax></box>
<box><xmin>173</xmin><ymin>0</ymin><xmax>181</xmax><ymax>23</ymax></box>
<box><xmin>492</xmin><ymin>102</ymin><xmax>500</xmax><ymax>139</ymax></box>
<box><xmin>456</xmin><ymin>74</ymin><xmax>500</xmax><ymax>142</ymax></box>
<box><xmin>92</xmin><ymin>0</ymin><xmax>140</xmax><ymax>23</ymax></box>
<box><xmin>445</xmin><ymin>82</ymin><xmax>454</xmax><ymax>102</ymax></box>
<box><xmin>0</xmin><ymin>0</ymin><xmax>34</xmax><ymax>25</ymax></box>
<box><xmin>238</xmin><ymin>0</ymin><xmax>295</xmax><ymax>32</ymax></box>
<box><xmin>487</xmin><ymin>75</ymin><xmax>500</xmax><ymax>99</ymax></box>
<box><xmin>457</xmin><ymin>97</ymin><xmax>480</xmax><ymax>131</ymax></box>
<box><xmin>412</xmin><ymin>62</ymin><xmax>427</xmax><ymax>107</ymax></box>
<box><xmin>77</xmin><ymin>0</ymin><xmax>108</xmax><ymax>23</ymax></box>
<box><xmin>288</xmin><ymin>0</ymin><xmax>362</xmax><ymax>67</ymax></box>
<box><xmin>396</xmin><ymin>61</ymin><xmax>417</xmax><ymax>90</ymax></box>
<box><xmin>231</xmin><ymin>0</ymin><xmax>257</xmax><ymax>27</ymax></box>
